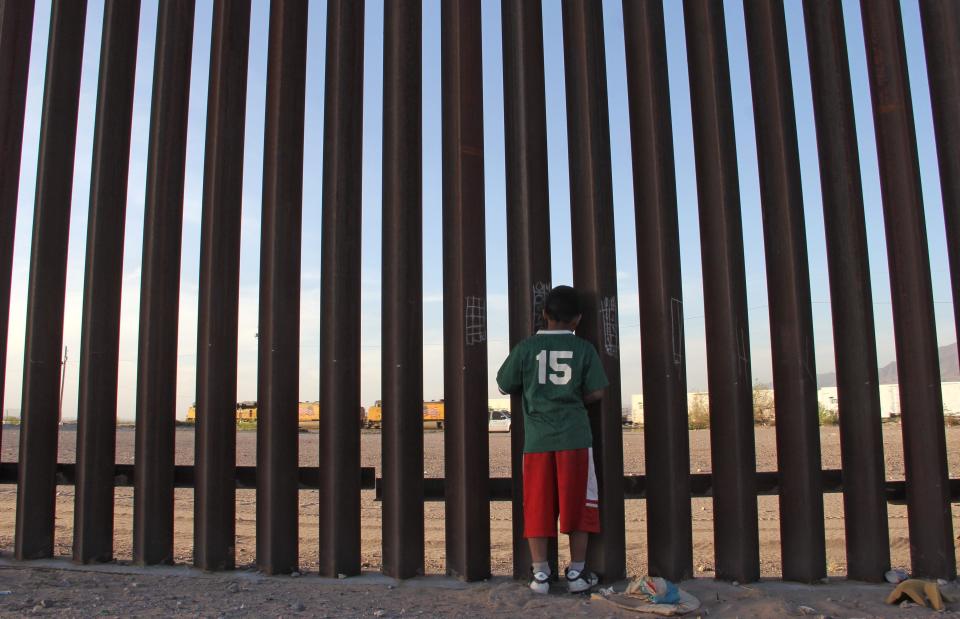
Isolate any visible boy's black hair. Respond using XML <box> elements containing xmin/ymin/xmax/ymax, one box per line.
<box><xmin>544</xmin><ymin>285</ymin><xmax>581</xmax><ymax>322</ymax></box>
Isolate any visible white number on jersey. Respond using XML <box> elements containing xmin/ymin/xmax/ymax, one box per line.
<box><xmin>535</xmin><ymin>350</ymin><xmax>574</xmax><ymax>385</ymax></box>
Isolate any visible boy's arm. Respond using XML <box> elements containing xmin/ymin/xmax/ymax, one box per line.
<box><xmin>583</xmin><ymin>388</ymin><xmax>604</xmax><ymax>404</ymax></box>
<box><xmin>496</xmin><ymin>347</ymin><xmax>523</xmax><ymax>395</ymax></box>
<box><xmin>581</xmin><ymin>344</ymin><xmax>609</xmax><ymax>402</ymax></box>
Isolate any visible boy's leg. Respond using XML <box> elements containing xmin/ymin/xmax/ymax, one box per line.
<box><xmin>555</xmin><ymin>448</ymin><xmax>600</xmax><ymax>538</ymax></box>
<box><xmin>564</xmin><ymin>530</ymin><xmax>598</xmax><ymax>593</ymax></box>
<box><xmin>523</xmin><ymin>451</ymin><xmax>559</xmax><ymax>541</ymax></box>
<box><xmin>529</xmin><ymin>537</ymin><xmax>549</xmax><ymax>563</ymax></box>
<box><xmin>556</xmin><ymin>448</ymin><xmax>601</xmax><ymax>591</ymax></box>
<box><xmin>568</xmin><ymin>530</ymin><xmax>588</xmax><ymax>564</ymax></box>
<box><xmin>523</xmin><ymin>451</ymin><xmax>558</xmax><ymax>592</ymax></box>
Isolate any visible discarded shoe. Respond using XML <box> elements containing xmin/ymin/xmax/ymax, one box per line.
<box><xmin>885</xmin><ymin>579</ymin><xmax>950</xmax><ymax>611</ymax></box>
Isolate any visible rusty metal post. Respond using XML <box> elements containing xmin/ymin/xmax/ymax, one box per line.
<box><xmin>73</xmin><ymin>0</ymin><xmax>141</xmax><ymax>565</ymax></box>
<box><xmin>14</xmin><ymin>0</ymin><xmax>87</xmax><ymax>561</ymax></box>
<box><xmin>500</xmin><ymin>0</ymin><xmax>556</xmax><ymax>581</ymax></box>
<box><xmin>381</xmin><ymin>0</ymin><xmax>424</xmax><ymax>580</ymax></box>
<box><xmin>194</xmin><ymin>0</ymin><xmax>251</xmax><ymax>572</ymax></box>
<box><xmin>682</xmin><ymin>0</ymin><xmax>760</xmax><ymax>584</ymax></box>
<box><xmin>802</xmin><ymin>0</ymin><xmax>889</xmax><ymax>582</ymax></box>
<box><xmin>742</xmin><ymin>0</ymin><xmax>825</xmax><ymax>583</ymax></box>
<box><xmin>256</xmin><ymin>0</ymin><xmax>307</xmax><ymax>576</ymax></box>
<box><xmin>133</xmin><ymin>0</ymin><xmax>195</xmax><ymax>566</ymax></box>
<box><xmin>920</xmin><ymin>0</ymin><xmax>960</xmax><ymax>371</ymax></box>
<box><xmin>441</xmin><ymin>0</ymin><xmax>491</xmax><ymax>582</ymax></box>
<box><xmin>621</xmin><ymin>0</ymin><xmax>692</xmax><ymax>583</ymax></box>
<box><xmin>561</xmin><ymin>0</ymin><xmax>626</xmax><ymax>582</ymax></box>
<box><xmin>318</xmin><ymin>0</ymin><xmax>364</xmax><ymax>579</ymax></box>
<box><xmin>0</xmin><ymin>0</ymin><xmax>36</xmax><ymax>453</ymax></box>
<box><xmin>860</xmin><ymin>0</ymin><xmax>955</xmax><ymax>579</ymax></box>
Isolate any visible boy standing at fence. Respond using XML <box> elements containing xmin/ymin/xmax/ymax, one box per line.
<box><xmin>496</xmin><ymin>285</ymin><xmax>608</xmax><ymax>594</ymax></box>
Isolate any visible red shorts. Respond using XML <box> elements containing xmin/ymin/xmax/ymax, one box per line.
<box><xmin>523</xmin><ymin>447</ymin><xmax>600</xmax><ymax>538</ymax></box>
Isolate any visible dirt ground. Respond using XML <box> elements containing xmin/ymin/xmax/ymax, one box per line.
<box><xmin>0</xmin><ymin>424</ymin><xmax>957</xmax><ymax>617</ymax></box>
<box><xmin>2</xmin><ymin>559</ymin><xmax>960</xmax><ymax>618</ymax></box>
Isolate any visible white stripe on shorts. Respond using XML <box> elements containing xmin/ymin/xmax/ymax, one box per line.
<box><xmin>585</xmin><ymin>447</ymin><xmax>598</xmax><ymax>507</ymax></box>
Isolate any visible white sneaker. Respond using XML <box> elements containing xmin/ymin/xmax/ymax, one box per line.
<box><xmin>529</xmin><ymin>569</ymin><xmax>550</xmax><ymax>594</ymax></box>
<box><xmin>565</xmin><ymin>567</ymin><xmax>599</xmax><ymax>593</ymax></box>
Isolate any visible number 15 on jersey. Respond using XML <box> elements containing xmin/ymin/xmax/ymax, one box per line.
<box><xmin>535</xmin><ymin>350</ymin><xmax>573</xmax><ymax>385</ymax></box>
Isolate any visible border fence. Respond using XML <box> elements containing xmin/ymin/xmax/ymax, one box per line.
<box><xmin>0</xmin><ymin>0</ymin><xmax>958</xmax><ymax>585</ymax></box>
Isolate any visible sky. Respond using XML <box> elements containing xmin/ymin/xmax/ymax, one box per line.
<box><xmin>5</xmin><ymin>0</ymin><xmax>957</xmax><ymax>421</ymax></box>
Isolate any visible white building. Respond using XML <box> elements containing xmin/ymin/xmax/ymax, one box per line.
<box><xmin>818</xmin><ymin>382</ymin><xmax>960</xmax><ymax>418</ymax></box>
<box><xmin>944</xmin><ymin>382</ymin><xmax>960</xmax><ymax>416</ymax></box>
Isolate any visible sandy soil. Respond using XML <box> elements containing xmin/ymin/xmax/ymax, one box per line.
<box><xmin>0</xmin><ymin>425</ymin><xmax>957</xmax><ymax>617</ymax></box>
<box><xmin>1</xmin><ymin>559</ymin><xmax>960</xmax><ymax>618</ymax></box>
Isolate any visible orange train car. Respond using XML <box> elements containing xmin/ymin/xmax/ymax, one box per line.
<box><xmin>363</xmin><ymin>399</ymin><xmax>445</xmax><ymax>429</ymax></box>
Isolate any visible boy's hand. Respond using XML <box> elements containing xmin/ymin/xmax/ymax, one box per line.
<box><xmin>583</xmin><ymin>388</ymin><xmax>604</xmax><ymax>404</ymax></box>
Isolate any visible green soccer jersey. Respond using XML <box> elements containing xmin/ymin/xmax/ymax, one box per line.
<box><xmin>496</xmin><ymin>330</ymin><xmax>609</xmax><ymax>453</ymax></box>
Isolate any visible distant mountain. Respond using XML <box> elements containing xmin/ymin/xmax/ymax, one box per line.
<box><xmin>817</xmin><ymin>342</ymin><xmax>958</xmax><ymax>387</ymax></box>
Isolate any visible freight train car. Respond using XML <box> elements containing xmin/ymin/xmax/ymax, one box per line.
<box><xmin>363</xmin><ymin>399</ymin><xmax>445</xmax><ymax>429</ymax></box>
